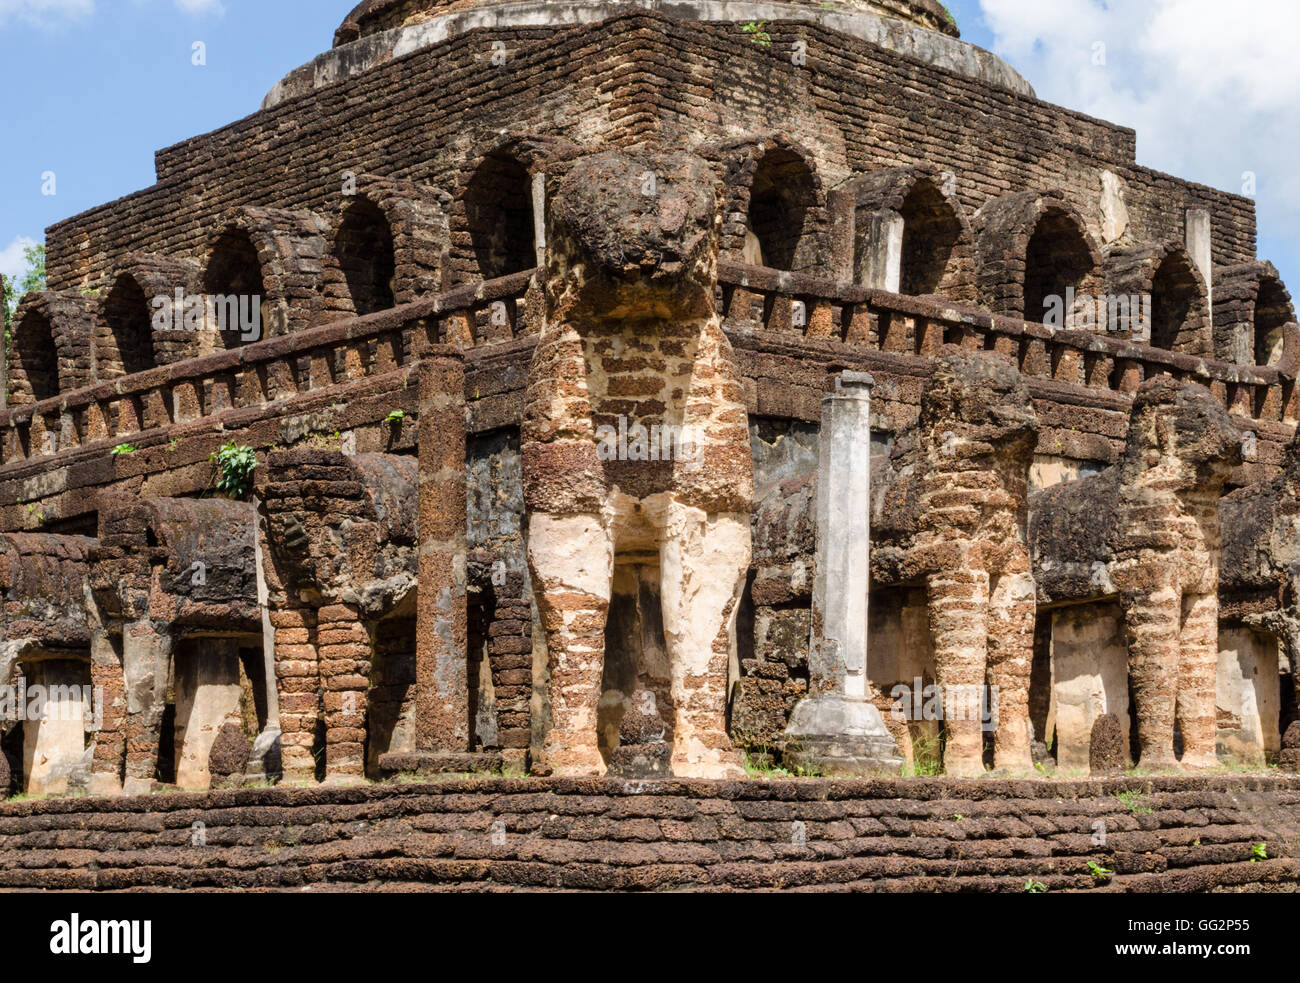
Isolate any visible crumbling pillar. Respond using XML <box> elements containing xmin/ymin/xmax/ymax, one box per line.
<box><xmin>122</xmin><ymin>621</ymin><xmax>171</xmax><ymax>796</ymax></box>
<box><xmin>249</xmin><ymin>499</ymin><xmax>282</xmax><ymax>782</ymax></box>
<box><xmin>398</xmin><ymin>354</ymin><xmax>500</xmax><ymax>772</ymax></box>
<box><xmin>784</xmin><ymin>372</ymin><xmax>902</xmax><ymax>775</ymax></box>
<box><xmin>89</xmin><ymin>630</ymin><xmax>126</xmax><ymax>796</ymax></box>
<box><xmin>318</xmin><ymin>605</ymin><xmax>370</xmax><ymax>782</ymax></box>
<box><xmin>273</xmin><ymin>604</ymin><xmax>319</xmax><ymax>782</ymax></box>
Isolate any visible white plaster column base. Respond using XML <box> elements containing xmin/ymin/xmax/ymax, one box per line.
<box><xmin>783</xmin><ymin>694</ymin><xmax>904</xmax><ymax>776</ymax></box>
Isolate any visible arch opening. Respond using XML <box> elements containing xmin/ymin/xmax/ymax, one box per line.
<box><xmin>11</xmin><ymin>311</ymin><xmax>59</xmax><ymax>404</ymax></box>
<box><xmin>103</xmin><ymin>275</ymin><xmax>156</xmax><ymax>377</ymax></box>
<box><xmin>1255</xmin><ymin>276</ymin><xmax>1291</xmax><ymax>366</ymax></box>
<box><xmin>746</xmin><ymin>149</ymin><xmax>817</xmax><ymax>272</ymax></box>
<box><xmin>899</xmin><ymin>179</ymin><xmax>965</xmax><ymax>297</ymax></box>
<box><xmin>465</xmin><ymin>153</ymin><xmax>535</xmax><ymax>280</ymax></box>
<box><xmin>1024</xmin><ymin>209</ymin><xmax>1095</xmax><ymax>325</ymax></box>
<box><xmin>334</xmin><ymin>197</ymin><xmax>396</xmax><ymax>316</ymax></box>
<box><xmin>1149</xmin><ymin>251</ymin><xmax>1205</xmax><ymax>352</ymax></box>
<box><xmin>204</xmin><ymin>230</ymin><xmax>267</xmax><ymax>348</ymax></box>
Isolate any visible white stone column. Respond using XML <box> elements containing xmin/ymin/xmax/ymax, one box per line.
<box><xmin>1186</xmin><ymin>209</ymin><xmax>1213</xmax><ymax>321</ymax></box>
<box><xmin>532</xmin><ymin>172</ymin><xmax>548</xmax><ymax>268</ymax></box>
<box><xmin>812</xmin><ymin>372</ymin><xmax>873</xmax><ymax>697</ymax></box>
<box><xmin>784</xmin><ymin>372</ymin><xmax>902</xmax><ymax>775</ymax></box>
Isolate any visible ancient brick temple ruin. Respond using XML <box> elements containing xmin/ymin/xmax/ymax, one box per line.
<box><xmin>5</xmin><ymin>0</ymin><xmax>1300</xmax><ymax>803</ymax></box>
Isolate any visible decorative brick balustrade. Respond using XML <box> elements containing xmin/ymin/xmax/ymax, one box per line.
<box><xmin>4</xmin><ymin>261</ymin><xmax>1293</xmax><ymax>474</ymax></box>
<box><xmin>717</xmin><ymin>261</ymin><xmax>1300</xmax><ymax>425</ymax></box>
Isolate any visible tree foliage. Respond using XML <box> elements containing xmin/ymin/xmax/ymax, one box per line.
<box><xmin>2</xmin><ymin>243</ymin><xmax>46</xmax><ymax>330</ymax></box>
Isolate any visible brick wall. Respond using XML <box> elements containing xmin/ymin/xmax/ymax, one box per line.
<box><xmin>44</xmin><ymin>12</ymin><xmax>1258</xmax><ymax>300</ymax></box>
<box><xmin>0</xmin><ymin>776</ymin><xmax>1297</xmax><ymax>892</ymax></box>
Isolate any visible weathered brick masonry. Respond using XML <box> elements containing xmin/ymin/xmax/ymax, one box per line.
<box><xmin>0</xmin><ymin>776</ymin><xmax>1297</xmax><ymax>892</ymax></box>
<box><xmin>3</xmin><ymin>0</ymin><xmax>1300</xmax><ymax>891</ymax></box>
<box><xmin>41</xmin><ymin>11</ymin><xmax>1256</xmax><ymax>297</ymax></box>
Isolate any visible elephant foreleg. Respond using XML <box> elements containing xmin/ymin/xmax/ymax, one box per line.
<box><xmin>988</xmin><ymin>567</ymin><xmax>1036</xmax><ymax>773</ymax></box>
<box><xmin>928</xmin><ymin>565</ymin><xmax>990</xmax><ymax>778</ymax></box>
<box><xmin>1121</xmin><ymin>584</ymin><xmax>1181</xmax><ymax>770</ymax></box>
<box><xmin>658</xmin><ymin>502</ymin><xmax>749</xmax><ymax>779</ymax></box>
<box><xmin>528</xmin><ymin>512</ymin><xmax>614</xmax><ymax>777</ymax></box>
<box><xmin>1176</xmin><ymin>591</ymin><xmax>1219</xmax><ymax>769</ymax></box>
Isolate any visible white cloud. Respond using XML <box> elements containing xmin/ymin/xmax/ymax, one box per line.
<box><xmin>980</xmin><ymin>0</ymin><xmax>1300</xmax><ymax>269</ymax></box>
<box><xmin>0</xmin><ymin>236</ymin><xmax>39</xmax><ymax>287</ymax></box>
<box><xmin>0</xmin><ymin>0</ymin><xmax>93</xmax><ymax>26</ymax></box>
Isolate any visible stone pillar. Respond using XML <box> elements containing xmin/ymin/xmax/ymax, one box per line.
<box><xmin>1186</xmin><ymin>209</ymin><xmax>1213</xmax><ymax>318</ymax></box>
<box><xmin>784</xmin><ymin>372</ymin><xmax>902</xmax><ymax>775</ymax></box>
<box><xmin>318</xmin><ymin>604</ymin><xmax>370</xmax><ymax>783</ymax></box>
<box><xmin>89</xmin><ymin>631</ymin><xmax>126</xmax><ymax>796</ymax></box>
<box><xmin>249</xmin><ymin>499</ymin><xmax>282</xmax><ymax>782</ymax></box>
<box><xmin>859</xmin><ymin>212</ymin><xmax>903</xmax><ymax>292</ymax></box>
<box><xmin>532</xmin><ymin>172</ymin><xmax>547</xmax><ymax>268</ymax></box>
<box><xmin>122</xmin><ymin>620</ymin><xmax>172</xmax><ymax>796</ymax></box>
<box><xmin>273</xmin><ymin>605</ymin><xmax>319</xmax><ymax>782</ymax></box>
<box><xmin>394</xmin><ymin>354</ymin><xmax>500</xmax><ymax>773</ymax></box>
<box><xmin>826</xmin><ymin>188</ymin><xmax>857</xmax><ymax>281</ymax></box>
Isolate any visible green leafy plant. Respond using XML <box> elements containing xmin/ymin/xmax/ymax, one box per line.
<box><xmin>740</xmin><ymin>20</ymin><xmax>772</xmax><ymax>47</ymax></box>
<box><xmin>385</xmin><ymin>409</ymin><xmax>406</xmax><ymax>425</ymax></box>
<box><xmin>111</xmin><ymin>443</ymin><xmax>138</xmax><ymax>456</ymax></box>
<box><xmin>1024</xmin><ymin>879</ymin><xmax>1047</xmax><ymax>894</ymax></box>
<box><xmin>1252</xmin><ymin>842</ymin><xmax>1268</xmax><ymax>862</ymax></box>
<box><xmin>1086</xmin><ymin>861</ymin><xmax>1113</xmax><ymax>881</ymax></box>
<box><xmin>1115</xmin><ymin>790</ymin><xmax>1153</xmax><ymax>814</ymax></box>
<box><xmin>210</xmin><ymin>443</ymin><xmax>258</xmax><ymax>499</ymax></box>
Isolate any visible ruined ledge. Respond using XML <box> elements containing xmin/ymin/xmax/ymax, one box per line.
<box><xmin>4</xmin><ymin>773</ymin><xmax>1300</xmax><ymax>816</ymax></box>
<box><xmin>0</xmin><ymin>775</ymin><xmax>1297</xmax><ymax>892</ymax></box>
<box><xmin>338</xmin><ymin>0</ymin><xmax>963</xmax><ymax>42</ymax></box>
<box><xmin>263</xmin><ymin>0</ymin><xmax>1033</xmax><ymax>109</ymax></box>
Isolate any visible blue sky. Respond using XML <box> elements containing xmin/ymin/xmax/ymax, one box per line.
<box><xmin>0</xmin><ymin>0</ymin><xmax>358</xmax><ymax>279</ymax></box>
<box><xmin>2</xmin><ymin>0</ymin><xmax>1296</xmax><ymax>297</ymax></box>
